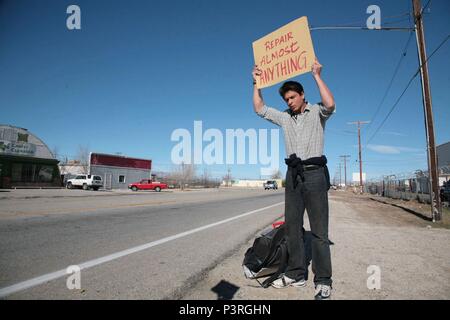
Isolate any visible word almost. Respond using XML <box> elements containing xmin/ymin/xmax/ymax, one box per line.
<box><xmin>260</xmin><ymin>41</ymin><xmax>300</xmax><ymax>66</ymax></box>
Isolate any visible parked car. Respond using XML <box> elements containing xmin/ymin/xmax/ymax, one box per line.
<box><xmin>128</xmin><ymin>179</ymin><xmax>168</xmax><ymax>192</ymax></box>
<box><xmin>264</xmin><ymin>180</ymin><xmax>278</xmax><ymax>190</ymax></box>
<box><xmin>66</xmin><ymin>174</ymin><xmax>103</xmax><ymax>191</ymax></box>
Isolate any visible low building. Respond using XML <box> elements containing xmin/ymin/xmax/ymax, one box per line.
<box><xmin>89</xmin><ymin>153</ymin><xmax>152</xmax><ymax>190</ymax></box>
<box><xmin>0</xmin><ymin>124</ymin><xmax>61</xmax><ymax>188</ymax></box>
<box><xmin>222</xmin><ymin>179</ymin><xmax>282</xmax><ymax>188</ymax></box>
<box><xmin>352</xmin><ymin>172</ymin><xmax>366</xmax><ymax>185</ymax></box>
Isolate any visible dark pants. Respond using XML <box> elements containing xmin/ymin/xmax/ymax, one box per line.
<box><xmin>284</xmin><ymin>166</ymin><xmax>332</xmax><ymax>286</ymax></box>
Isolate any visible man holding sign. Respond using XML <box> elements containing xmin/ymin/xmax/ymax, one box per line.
<box><xmin>252</xmin><ymin>16</ymin><xmax>316</xmax><ymax>88</ymax></box>
<box><xmin>252</xmin><ymin>56</ymin><xmax>335</xmax><ymax>299</ymax></box>
<box><xmin>252</xmin><ymin>17</ymin><xmax>335</xmax><ymax>300</ymax></box>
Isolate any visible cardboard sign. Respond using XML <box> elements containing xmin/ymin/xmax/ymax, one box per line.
<box><xmin>252</xmin><ymin>16</ymin><xmax>315</xmax><ymax>89</ymax></box>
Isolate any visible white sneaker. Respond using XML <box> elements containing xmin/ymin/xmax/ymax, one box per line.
<box><xmin>243</xmin><ymin>265</ymin><xmax>256</xmax><ymax>279</ymax></box>
<box><xmin>314</xmin><ymin>284</ymin><xmax>332</xmax><ymax>300</ymax></box>
<box><xmin>271</xmin><ymin>275</ymin><xmax>306</xmax><ymax>289</ymax></box>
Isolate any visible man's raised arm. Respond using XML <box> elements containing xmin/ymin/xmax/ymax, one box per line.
<box><xmin>252</xmin><ymin>65</ymin><xmax>264</xmax><ymax>114</ymax></box>
<box><xmin>311</xmin><ymin>58</ymin><xmax>335</xmax><ymax>111</ymax></box>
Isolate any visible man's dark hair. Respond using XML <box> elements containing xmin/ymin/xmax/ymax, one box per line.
<box><xmin>279</xmin><ymin>81</ymin><xmax>304</xmax><ymax>98</ymax></box>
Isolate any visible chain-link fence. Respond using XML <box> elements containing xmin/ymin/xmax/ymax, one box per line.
<box><xmin>365</xmin><ymin>166</ymin><xmax>450</xmax><ymax>205</ymax></box>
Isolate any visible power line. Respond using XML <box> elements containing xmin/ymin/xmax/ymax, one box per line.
<box><xmin>365</xmin><ymin>2</ymin><xmax>416</xmax><ymax>134</ymax></box>
<box><xmin>421</xmin><ymin>0</ymin><xmax>432</xmax><ymax>15</ymax></box>
<box><xmin>365</xmin><ymin>33</ymin><xmax>450</xmax><ymax>146</ymax></box>
<box><xmin>310</xmin><ymin>26</ymin><xmax>413</xmax><ymax>32</ymax></box>
<box><xmin>423</xmin><ymin>34</ymin><xmax>450</xmax><ymax>65</ymax></box>
<box><xmin>382</xmin><ymin>17</ymin><xmax>413</xmax><ymax>26</ymax></box>
<box><xmin>365</xmin><ymin>30</ymin><xmax>415</xmax><ymax>134</ymax></box>
<box><xmin>311</xmin><ymin>11</ymin><xmax>411</xmax><ymax>29</ymax></box>
<box><xmin>366</xmin><ymin>75</ymin><xmax>418</xmax><ymax>146</ymax></box>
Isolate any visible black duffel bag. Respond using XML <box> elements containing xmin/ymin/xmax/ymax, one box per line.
<box><xmin>242</xmin><ymin>223</ymin><xmax>288</xmax><ymax>288</ymax></box>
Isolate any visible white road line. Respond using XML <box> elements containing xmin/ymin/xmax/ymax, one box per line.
<box><xmin>0</xmin><ymin>201</ymin><xmax>284</xmax><ymax>298</ymax></box>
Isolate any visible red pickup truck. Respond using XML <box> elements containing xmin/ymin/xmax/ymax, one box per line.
<box><xmin>128</xmin><ymin>179</ymin><xmax>168</xmax><ymax>192</ymax></box>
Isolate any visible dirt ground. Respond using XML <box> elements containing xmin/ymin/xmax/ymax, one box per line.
<box><xmin>363</xmin><ymin>192</ymin><xmax>450</xmax><ymax>228</ymax></box>
<box><xmin>332</xmin><ymin>191</ymin><xmax>434</xmax><ymax>228</ymax></box>
<box><xmin>182</xmin><ymin>189</ymin><xmax>450</xmax><ymax>300</ymax></box>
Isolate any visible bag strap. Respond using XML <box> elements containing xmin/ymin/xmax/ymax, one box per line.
<box><xmin>261</xmin><ymin>243</ymin><xmax>288</xmax><ymax>288</ymax></box>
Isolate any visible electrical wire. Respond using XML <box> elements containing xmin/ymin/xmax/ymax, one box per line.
<box><xmin>382</xmin><ymin>17</ymin><xmax>413</xmax><ymax>26</ymax></box>
<box><xmin>421</xmin><ymin>0</ymin><xmax>432</xmax><ymax>15</ymax></box>
<box><xmin>360</xmin><ymin>1</ymin><xmax>433</xmax><ymax>145</ymax></box>
<box><xmin>365</xmin><ymin>34</ymin><xmax>450</xmax><ymax>146</ymax></box>
<box><xmin>310</xmin><ymin>26</ymin><xmax>413</xmax><ymax>31</ymax></box>
<box><xmin>310</xmin><ymin>11</ymin><xmax>414</xmax><ymax>32</ymax></box>
<box><xmin>365</xmin><ymin>31</ymin><xmax>415</xmax><ymax>134</ymax></box>
<box><xmin>311</xmin><ymin>11</ymin><xmax>411</xmax><ymax>29</ymax></box>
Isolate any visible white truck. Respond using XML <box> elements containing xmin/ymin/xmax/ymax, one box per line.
<box><xmin>263</xmin><ymin>180</ymin><xmax>278</xmax><ymax>190</ymax></box>
<box><xmin>66</xmin><ymin>174</ymin><xmax>103</xmax><ymax>191</ymax></box>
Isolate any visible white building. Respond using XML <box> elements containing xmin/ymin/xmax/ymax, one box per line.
<box><xmin>352</xmin><ymin>172</ymin><xmax>366</xmax><ymax>185</ymax></box>
<box><xmin>222</xmin><ymin>179</ymin><xmax>282</xmax><ymax>188</ymax></box>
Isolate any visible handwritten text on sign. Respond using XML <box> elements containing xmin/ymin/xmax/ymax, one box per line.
<box><xmin>252</xmin><ymin>17</ymin><xmax>315</xmax><ymax>88</ymax></box>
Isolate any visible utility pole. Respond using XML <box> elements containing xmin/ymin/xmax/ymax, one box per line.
<box><xmin>306</xmin><ymin>2</ymin><xmax>440</xmax><ymax>219</ymax></box>
<box><xmin>412</xmin><ymin>0</ymin><xmax>441</xmax><ymax>222</ymax></box>
<box><xmin>348</xmin><ymin>121</ymin><xmax>370</xmax><ymax>194</ymax></box>
<box><xmin>339</xmin><ymin>163</ymin><xmax>342</xmax><ymax>188</ymax></box>
<box><xmin>340</xmin><ymin>155</ymin><xmax>351</xmax><ymax>188</ymax></box>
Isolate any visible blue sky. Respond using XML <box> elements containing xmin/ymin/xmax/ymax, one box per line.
<box><xmin>1</xmin><ymin>0</ymin><xmax>449</xmax><ymax>181</ymax></box>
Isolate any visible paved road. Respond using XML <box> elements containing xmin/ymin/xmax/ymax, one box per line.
<box><xmin>185</xmin><ymin>191</ymin><xmax>450</xmax><ymax>300</ymax></box>
<box><xmin>0</xmin><ymin>189</ymin><xmax>284</xmax><ymax>299</ymax></box>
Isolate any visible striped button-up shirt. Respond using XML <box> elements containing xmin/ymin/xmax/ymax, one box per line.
<box><xmin>256</xmin><ymin>102</ymin><xmax>335</xmax><ymax>159</ymax></box>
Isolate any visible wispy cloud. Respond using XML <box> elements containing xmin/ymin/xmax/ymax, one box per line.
<box><xmin>327</xmin><ymin>128</ymin><xmax>357</xmax><ymax>136</ymax></box>
<box><xmin>367</xmin><ymin>144</ymin><xmax>424</xmax><ymax>154</ymax></box>
<box><xmin>367</xmin><ymin>145</ymin><xmax>400</xmax><ymax>154</ymax></box>
<box><xmin>380</xmin><ymin>131</ymin><xmax>408</xmax><ymax>137</ymax></box>
<box><xmin>397</xmin><ymin>146</ymin><xmax>425</xmax><ymax>153</ymax></box>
